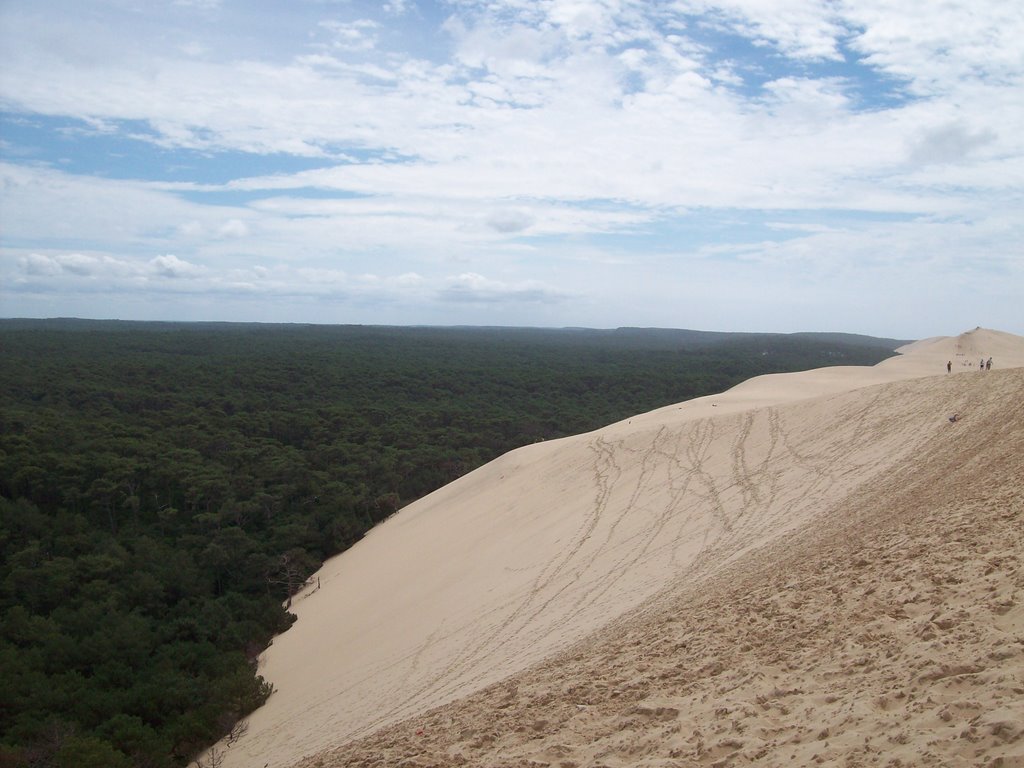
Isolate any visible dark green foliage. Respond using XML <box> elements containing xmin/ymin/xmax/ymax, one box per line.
<box><xmin>0</xmin><ymin>320</ymin><xmax>901</xmax><ymax>766</ymax></box>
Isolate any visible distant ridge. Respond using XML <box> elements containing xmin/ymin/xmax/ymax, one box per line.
<box><xmin>790</xmin><ymin>330</ymin><xmax>911</xmax><ymax>348</ymax></box>
<box><xmin>0</xmin><ymin>317</ymin><xmax>907</xmax><ymax>349</ymax></box>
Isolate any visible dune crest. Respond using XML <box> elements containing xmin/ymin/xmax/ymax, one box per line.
<box><xmin>213</xmin><ymin>329</ymin><xmax>1024</xmax><ymax>768</ymax></box>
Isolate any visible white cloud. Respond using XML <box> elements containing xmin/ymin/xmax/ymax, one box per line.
<box><xmin>906</xmin><ymin>122</ymin><xmax>998</xmax><ymax>167</ymax></box>
<box><xmin>16</xmin><ymin>252</ymin><xmax>137</xmax><ymax>279</ymax></box>
<box><xmin>218</xmin><ymin>219</ymin><xmax>250</xmax><ymax>238</ymax></box>
<box><xmin>150</xmin><ymin>254</ymin><xmax>205</xmax><ymax>278</ymax></box>
<box><xmin>438</xmin><ymin>272</ymin><xmax>569</xmax><ymax>304</ymax></box>
<box><xmin>673</xmin><ymin>0</ymin><xmax>847</xmax><ymax>60</ymax></box>
<box><xmin>56</xmin><ymin>252</ymin><xmax>105</xmax><ymax>276</ymax></box>
<box><xmin>177</xmin><ymin>220</ymin><xmax>206</xmax><ymax>238</ymax></box>
<box><xmin>844</xmin><ymin>0</ymin><xmax>1024</xmax><ymax>96</ymax></box>
<box><xmin>382</xmin><ymin>0</ymin><xmax>411</xmax><ymax>15</ymax></box>
<box><xmin>486</xmin><ymin>209</ymin><xmax>535</xmax><ymax>233</ymax></box>
<box><xmin>318</xmin><ymin>19</ymin><xmax>380</xmax><ymax>52</ymax></box>
<box><xmin>20</xmin><ymin>253</ymin><xmax>63</xmax><ymax>276</ymax></box>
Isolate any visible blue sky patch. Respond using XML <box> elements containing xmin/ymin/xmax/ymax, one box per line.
<box><xmin>0</xmin><ymin>113</ymin><xmax>335</xmax><ymax>184</ymax></box>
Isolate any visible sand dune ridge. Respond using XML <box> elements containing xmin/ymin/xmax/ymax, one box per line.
<box><xmin>212</xmin><ymin>328</ymin><xmax>1024</xmax><ymax>768</ymax></box>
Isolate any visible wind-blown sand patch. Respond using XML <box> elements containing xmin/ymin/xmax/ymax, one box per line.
<box><xmin>212</xmin><ymin>328</ymin><xmax>1024</xmax><ymax>768</ymax></box>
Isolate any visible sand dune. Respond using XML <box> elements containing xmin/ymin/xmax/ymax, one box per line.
<box><xmin>210</xmin><ymin>327</ymin><xmax>1024</xmax><ymax>768</ymax></box>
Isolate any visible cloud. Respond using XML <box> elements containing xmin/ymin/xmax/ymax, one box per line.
<box><xmin>15</xmin><ymin>251</ymin><xmax>207</xmax><ymax>282</ymax></box>
<box><xmin>906</xmin><ymin>122</ymin><xmax>998</xmax><ymax>167</ymax></box>
<box><xmin>56</xmin><ymin>252</ymin><xmax>105</xmax><ymax>275</ymax></box>
<box><xmin>845</xmin><ymin>0</ymin><xmax>1024</xmax><ymax>96</ymax></box>
<box><xmin>395</xmin><ymin>271</ymin><xmax>424</xmax><ymax>285</ymax></box>
<box><xmin>17</xmin><ymin>252</ymin><xmax>135</xmax><ymax>278</ymax></box>
<box><xmin>217</xmin><ymin>218</ymin><xmax>250</xmax><ymax>238</ymax></box>
<box><xmin>318</xmin><ymin>19</ymin><xmax>380</xmax><ymax>52</ymax></box>
<box><xmin>20</xmin><ymin>253</ymin><xmax>63</xmax><ymax>276</ymax></box>
<box><xmin>438</xmin><ymin>272</ymin><xmax>568</xmax><ymax>304</ymax></box>
<box><xmin>674</xmin><ymin>0</ymin><xmax>847</xmax><ymax>60</ymax></box>
<box><xmin>177</xmin><ymin>220</ymin><xmax>206</xmax><ymax>238</ymax></box>
<box><xmin>382</xmin><ymin>0</ymin><xmax>411</xmax><ymax>16</ymax></box>
<box><xmin>3</xmin><ymin>1</ymin><xmax>1015</xmax><ymax>208</ymax></box>
<box><xmin>150</xmin><ymin>254</ymin><xmax>205</xmax><ymax>278</ymax></box>
<box><xmin>486</xmin><ymin>210</ymin><xmax>535</xmax><ymax>234</ymax></box>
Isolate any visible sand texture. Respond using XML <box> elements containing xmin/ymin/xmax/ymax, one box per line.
<box><xmin>210</xmin><ymin>327</ymin><xmax>1024</xmax><ymax>768</ymax></box>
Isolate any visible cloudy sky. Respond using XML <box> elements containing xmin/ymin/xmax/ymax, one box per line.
<box><xmin>1</xmin><ymin>0</ymin><xmax>1022</xmax><ymax>337</ymax></box>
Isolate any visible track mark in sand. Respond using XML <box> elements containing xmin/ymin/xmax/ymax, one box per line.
<box><xmin>719</xmin><ymin>409</ymin><xmax>780</xmax><ymax>541</ymax></box>
<box><xmin>705</xmin><ymin>383</ymin><xmax>955</xmax><ymax>575</ymax></box>
<box><xmin>658</xmin><ymin>420</ymin><xmax>718</xmax><ymax>568</ymax></box>
<box><xmin>421</xmin><ymin>418</ymin><xmax>750</xmax><ymax>708</ymax></box>
<box><xmin>280</xmin><ymin>377</ymin><xmax>979</xmax><ymax>754</ymax></box>
<box><xmin>671</xmin><ymin>409</ymin><xmax>783</xmax><ymax>578</ymax></box>
<box><xmin>473</xmin><ymin>435</ymin><xmax>636</xmax><ymax>634</ymax></box>
<box><xmin>469</xmin><ymin>436</ymin><xmax>624</xmax><ymax>630</ymax></box>
<box><xmin>649</xmin><ymin>415</ymin><xmax>752</xmax><ymax>582</ymax></box>
<box><xmin>555</xmin><ymin>427</ymin><xmax>701</xmax><ymax>621</ymax></box>
<box><xmin>680</xmin><ymin>417</ymin><xmax>730</xmax><ymax>537</ymax></box>
<box><xmin>731</xmin><ymin>411</ymin><xmax>762</xmax><ymax>511</ymax></box>
<box><xmin>408</xmin><ymin>621</ymin><xmax>444</xmax><ymax>673</ymax></box>
<box><xmin>372</xmin><ymin>434</ymin><xmax>630</xmax><ymax>724</ymax></box>
<box><xmin>311</xmin><ymin>371</ymin><xmax>1024</xmax><ymax>768</ymax></box>
<box><xmin>758</xmin><ymin>407</ymin><xmax>783</xmax><ymax>516</ymax></box>
<box><xmin>513</xmin><ymin>417</ymin><xmax>747</xmax><ymax>651</ymax></box>
<box><xmin>231</xmin><ymin>371</ymin><xmax>1024</xmax><ymax>768</ymax></box>
<box><xmin>251</xmin><ymin>442</ymin><xmax>635</xmax><ymax>746</ymax></box>
<box><xmin>766</xmin><ymin>395</ymin><xmax>877</xmax><ymax>525</ymax></box>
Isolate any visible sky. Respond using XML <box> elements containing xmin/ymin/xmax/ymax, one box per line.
<box><xmin>1</xmin><ymin>0</ymin><xmax>1022</xmax><ymax>338</ymax></box>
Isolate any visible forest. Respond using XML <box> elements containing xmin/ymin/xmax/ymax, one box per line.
<box><xmin>0</xmin><ymin>320</ymin><xmax>904</xmax><ymax>767</ymax></box>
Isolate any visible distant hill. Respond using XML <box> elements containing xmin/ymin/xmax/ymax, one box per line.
<box><xmin>789</xmin><ymin>330</ymin><xmax>911</xmax><ymax>349</ymax></box>
<box><xmin>1</xmin><ymin>318</ymin><xmax>909</xmax><ymax>348</ymax></box>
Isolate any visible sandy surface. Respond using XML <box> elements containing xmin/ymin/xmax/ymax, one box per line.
<box><xmin>207</xmin><ymin>327</ymin><xmax>1024</xmax><ymax>768</ymax></box>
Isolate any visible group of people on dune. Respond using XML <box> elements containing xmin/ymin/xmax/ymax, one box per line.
<box><xmin>946</xmin><ymin>355</ymin><xmax>995</xmax><ymax>423</ymax></box>
<box><xmin>946</xmin><ymin>357</ymin><xmax>992</xmax><ymax>373</ymax></box>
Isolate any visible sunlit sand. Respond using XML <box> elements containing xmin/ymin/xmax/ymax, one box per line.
<box><xmin>211</xmin><ymin>327</ymin><xmax>1024</xmax><ymax>768</ymax></box>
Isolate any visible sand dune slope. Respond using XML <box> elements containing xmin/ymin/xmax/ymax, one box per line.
<box><xmin>309</xmin><ymin>367</ymin><xmax>1024</xmax><ymax>768</ymax></box>
<box><xmin>214</xmin><ymin>328</ymin><xmax>1024</xmax><ymax>768</ymax></box>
